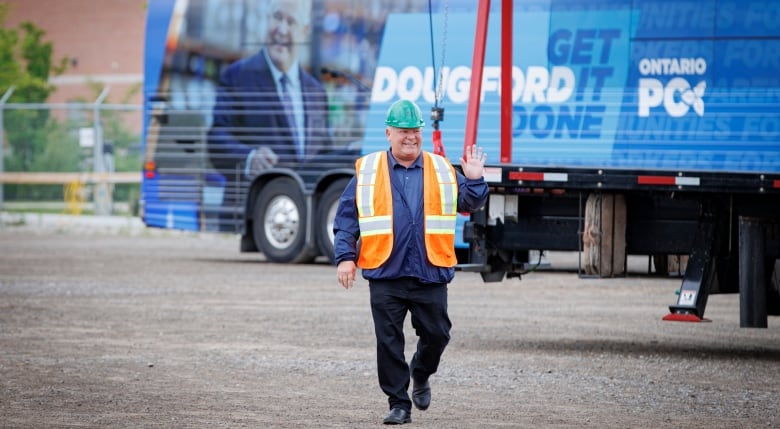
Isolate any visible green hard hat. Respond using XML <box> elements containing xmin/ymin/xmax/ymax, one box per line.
<box><xmin>385</xmin><ymin>99</ymin><xmax>425</xmax><ymax>129</ymax></box>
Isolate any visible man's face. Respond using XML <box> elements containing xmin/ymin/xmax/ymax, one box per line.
<box><xmin>387</xmin><ymin>127</ymin><xmax>423</xmax><ymax>165</ymax></box>
<box><xmin>266</xmin><ymin>0</ymin><xmax>308</xmax><ymax>72</ymax></box>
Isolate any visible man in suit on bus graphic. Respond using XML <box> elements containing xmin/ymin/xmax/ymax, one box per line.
<box><xmin>207</xmin><ymin>0</ymin><xmax>332</xmax><ymax>229</ymax></box>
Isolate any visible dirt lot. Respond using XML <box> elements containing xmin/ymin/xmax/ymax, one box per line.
<box><xmin>1</xmin><ymin>214</ymin><xmax>779</xmax><ymax>428</ymax></box>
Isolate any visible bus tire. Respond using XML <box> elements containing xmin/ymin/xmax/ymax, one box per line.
<box><xmin>316</xmin><ymin>178</ymin><xmax>350</xmax><ymax>264</ymax></box>
<box><xmin>252</xmin><ymin>177</ymin><xmax>314</xmax><ymax>263</ymax></box>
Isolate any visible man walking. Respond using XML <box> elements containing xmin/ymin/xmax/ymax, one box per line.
<box><xmin>333</xmin><ymin>99</ymin><xmax>489</xmax><ymax>424</ymax></box>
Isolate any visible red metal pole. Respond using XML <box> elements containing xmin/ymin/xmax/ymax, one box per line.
<box><xmin>432</xmin><ymin>129</ymin><xmax>445</xmax><ymax>156</ymax></box>
<box><xmin>463</xmin><ymin>0</ymin><xmax>490</xmax><ymax>159</ymax></box>
<box><xmin>501</xmin><ymin>0</ymin><xmax>512</xmax><ymax>163</ymax></box>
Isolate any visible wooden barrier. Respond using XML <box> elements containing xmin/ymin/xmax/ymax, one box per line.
<box><xmin>0</xmin><ymin>172</ymin><xmax>141</xmax><ymax>184</ymax></box>
<box><xmin>583</xmin><ymin>192</ymin><xmax>627</xmax><ymax>277</ymax></box>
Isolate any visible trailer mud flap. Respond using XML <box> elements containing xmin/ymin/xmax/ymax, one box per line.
<box><xmin>663</xmin><ymin>216</ymin><xmax>718</xmax><ymax>322</ymax></box>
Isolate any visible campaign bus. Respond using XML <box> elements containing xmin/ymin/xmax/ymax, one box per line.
<box><xmin>143</xmin><ymin>0</ymin><xmax>483</xmax><ymax>263</ymax></box>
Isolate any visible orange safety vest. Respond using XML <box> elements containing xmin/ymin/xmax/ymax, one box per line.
<box><xmin>355</xmin><ymin>151</ymin><xmax>458</xmax><ymax>269</ymax></box>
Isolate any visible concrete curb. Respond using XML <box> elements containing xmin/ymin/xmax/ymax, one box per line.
<box><xmin>0</xmin><ymin>211</ymin><xmax>147</xmax><ymax>235</ymax></box>
<box><xmin>0</xmin><ymin>212</ymin><xmax>239</xmax><ymax>242</ymax></box>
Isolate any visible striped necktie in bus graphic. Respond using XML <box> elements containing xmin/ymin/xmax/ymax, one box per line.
<box><xmin>279</xmin><ymin>74</ymin><xmax>303</xmax><ymax>159</ymax></box>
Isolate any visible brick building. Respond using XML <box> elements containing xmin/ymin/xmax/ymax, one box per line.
<box><xmin>4</xmin><ymin>0</ymin><xmax>146</xmax><ymax>106</ymax></box>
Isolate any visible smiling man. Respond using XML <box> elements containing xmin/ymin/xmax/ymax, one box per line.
<box><xmin>333</xmin><ymin>99</ymin><xmax>489</xmax><ymax>425</ymax></box>
<box><xmin>265</xmin><ymin>0</ymin><xmax>307</xmax><ymax>75</ymax></box>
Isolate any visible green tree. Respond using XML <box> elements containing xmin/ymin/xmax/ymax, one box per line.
<box><xmin>1</xmin><ymin>3</ymin><xmax>70</xmax><ymax>200</ymax></box>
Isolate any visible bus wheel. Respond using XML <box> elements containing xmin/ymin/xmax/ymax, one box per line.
<box><xmin>316</xmin><ymin>178</ymin><xmax>350</xmax><ymax>264</ymax></box>
<box><xmin>252</xmin><ymin>177</ymin><xmax>314</xmax><ymax>263</ymax></box>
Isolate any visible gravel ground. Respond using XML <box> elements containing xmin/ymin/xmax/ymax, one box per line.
<box><xmin>0</xmin><ymin>213</ymin><xmax>778</xmax><ymax>428</ymax></box>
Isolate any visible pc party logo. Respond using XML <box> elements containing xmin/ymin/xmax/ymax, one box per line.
<box><xmin>637</xmin><ymin>57</ymin><xmax>707</xmax><ymax>117</ymax></box>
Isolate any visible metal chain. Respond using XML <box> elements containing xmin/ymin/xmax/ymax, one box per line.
<box><xmin>435</xmin><ymin>0</ymin><xmax>448</xmax><ymax>106</ymax></box>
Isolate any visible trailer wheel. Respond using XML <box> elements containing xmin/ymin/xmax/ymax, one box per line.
<box><xmin>316</xmin><ymin>178</ymin><xmax>350</xmax><ymax>264</ymax></box>
<box><xmin>252</xmin><ymin>177</ymin><xmax>314</xmax><ymax>263</ymax></box>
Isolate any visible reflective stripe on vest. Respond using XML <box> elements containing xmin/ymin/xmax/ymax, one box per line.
<box><xmin>355</xmin><ymin>151</ymin><xmax>458</xmax><ymax>269</ymax></box>
<box><xmin>423</xmin><ymin>152</ymin><xmax>458</xmax><ymax>267</ymax></box>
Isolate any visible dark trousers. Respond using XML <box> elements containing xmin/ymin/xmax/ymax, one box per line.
<box><xmin>368</xmin><ymin>277</ymin><xmax>452</xmax><ymax>412</ymax></box>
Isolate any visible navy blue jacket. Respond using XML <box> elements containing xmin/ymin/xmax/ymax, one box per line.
<box><xmin>333</xmin><ymin>150</ymin><xmax>489</xmax><ymax>284</ymax></box>
<box><xmin>207</xmin><ymin>50</ymin><xmax>333</xmax><ymax>172</ymax></box>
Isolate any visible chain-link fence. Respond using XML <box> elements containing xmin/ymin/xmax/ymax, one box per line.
<box><xmin>0</xmin><ymin>90</ymin><xmax>142</xmax><ymax>216</ymax></box>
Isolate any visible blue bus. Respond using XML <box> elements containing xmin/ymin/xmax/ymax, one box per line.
<box><xmin>143</xmin><ymin>0</ymin><xmax>484</xmax><ymax>263</ymax></box>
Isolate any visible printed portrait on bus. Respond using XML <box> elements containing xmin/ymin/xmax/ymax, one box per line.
<box><xmin>143</xmin><ymin>0</ymin><xmax>460</xmax><ymax>232</ymax></box>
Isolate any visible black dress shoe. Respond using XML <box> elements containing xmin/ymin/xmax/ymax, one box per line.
<box><xmin>383</xmin><ymin>407</ymin><xmax>412</xmax><ymax>425</ymax></box>
<box><xmin>412</xmin><ymin>378</ymin><xmax>431</xmax><ymax>410</ymax></box>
